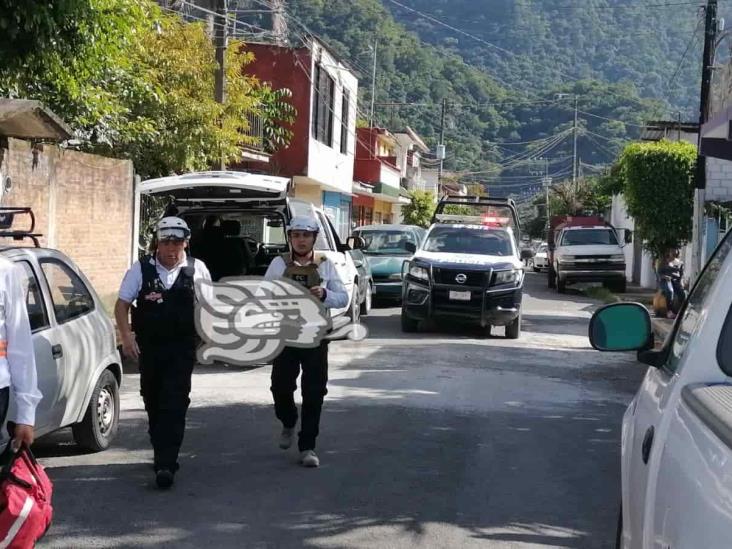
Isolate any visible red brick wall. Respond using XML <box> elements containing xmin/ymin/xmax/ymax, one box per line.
<box><xmin>0</xmin><ymin>138</ymin><xmax>134</xmax><ymax>305</ymax></box>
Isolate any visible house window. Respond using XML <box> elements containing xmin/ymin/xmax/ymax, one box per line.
<box><xmin>340</xmin><ymin>89</ymin><xmax>350</xmax><ymax>154</ymax></box>
<box><xmin>311</xmin><ymin>64</ymin><xmax>335</xmax><ymax>147</ymax></box>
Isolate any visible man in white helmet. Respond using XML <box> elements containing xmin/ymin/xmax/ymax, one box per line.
<box><xmin>264</xmin><ymin>214</ymin><xmax>348</xmax><ymax>468</ymax></box>
<box><xmin>115</xmin><ymin>216</ymin><xmax>211</xmax><ymax>489</ymax></box>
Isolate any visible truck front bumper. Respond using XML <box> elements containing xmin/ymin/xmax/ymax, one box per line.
<box><xmin>402</xmin><ymin>279</ymin><xmax>522</xmax><ymax>327</ymax></box>
<box><xmin>558</xmin><ymin>266</ymin><xmax>626</xmax><ymax>283</ymax></box>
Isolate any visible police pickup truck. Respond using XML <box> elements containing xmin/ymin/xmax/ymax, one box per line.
<box><xmin>400</xmin><ymin>196</ymin><xmax>524</xmax><ymax>338</ymax></box>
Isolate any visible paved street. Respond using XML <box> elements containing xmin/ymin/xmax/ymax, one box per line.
<box><xmin>35</xmin><ymin>272</ymin><xmax>645</xmax><ymax>549</ymax></box>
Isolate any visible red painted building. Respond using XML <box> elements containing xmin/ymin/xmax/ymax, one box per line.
<box><xmin>239</xmin><ymin>40</ymin><xmax>359</xmax><ymax>239</ymax></box>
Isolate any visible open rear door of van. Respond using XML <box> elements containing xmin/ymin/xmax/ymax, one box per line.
<box><xmin>138</xmin><ymin>171</ymin><xmax>290</xmax><ymax>205</ymax></box>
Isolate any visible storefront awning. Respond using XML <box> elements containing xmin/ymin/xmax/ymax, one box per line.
<box><xmin>701</xmin><ymin>107</ymin><xmax>732</xmax><ymax>161</ymax></box>
<box><xmin>352</xmin><ymin>181</ymin><xmax>375</xmax><ymax>195</ymax></box>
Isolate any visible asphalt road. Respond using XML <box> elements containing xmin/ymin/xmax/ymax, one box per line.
<box><xmin>35</xmin><ymin>272</ymin><xmax>646</xmax><ymax>549</ymax></box>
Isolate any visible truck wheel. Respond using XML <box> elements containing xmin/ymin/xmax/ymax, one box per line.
<box><xmin>72</xmin><ymin>369</ymin><xmax>119</xmax><ymax>452</ymax></box>
<box><xmin>557</xmin><ymin>276</ymin><xmax>567</xmax><ymax>294</ymax></box>
<box><xmin>548</xmin><ymin>267</ymin><xmax>556</xmax><ymax>288</ymax></box>
<box><xmin>505</xmin><ymin>314</ymin><xmax>521</xmax><ymax>339</ymax></box>
<box><xmin>401</xmin><ymin>309</ymin><xmax>418</xmax><ymax>332</ymax></box>
<box><xmin>360</xmin><ymin>283</ymin><xmax>372</xmax><ymax>316</ymax></box>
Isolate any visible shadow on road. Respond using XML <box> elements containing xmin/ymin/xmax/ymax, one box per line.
<box><xmin>38</xmin><ymin>397</ymin><xmax>627</xmax><ymax>549</ymax></box>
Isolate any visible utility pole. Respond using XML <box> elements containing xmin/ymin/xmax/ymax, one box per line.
<box><xmin>693</xmin><ymin>0</ymin><xmax>718</xmax><ymax>279</ymax></box>
<box><xmin>438</xmin><ymin>98</ymin><xmax>447</xmax><ymax>195</ymax></box>
<box><xmin>214</xmin><ymin>0</ymin><xmax>228</xmax><ymax>170</ymax></box>
<box><xmin>369</xmin><ymin>41</ymin><xmax>378</xmax><ymax>127</ymax></box>
<box><xmin>271</xmin><ymin>0</ymin><xmax>288</xmax><ymax>45</ymax></box>
<box><xmin>572</xmin><ymin>94</ymin><xmax>579</xmax><ymax>209</ymax></box>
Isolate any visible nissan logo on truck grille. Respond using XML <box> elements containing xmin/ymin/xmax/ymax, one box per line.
<box><xmin>455</xmin><ymin>273</ymin><xmax>467</xmax><ymax>284</ymax></box>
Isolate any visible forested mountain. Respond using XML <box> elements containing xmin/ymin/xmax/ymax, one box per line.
<box><xmin>385</xmin><ymin>0</ymin><xmax>725</xmax><ymax>118</ymax></box>
<box><xmin>278</xmin><ymin>0</ymin><xmax>664</xmax><ymax>187</ymax></box>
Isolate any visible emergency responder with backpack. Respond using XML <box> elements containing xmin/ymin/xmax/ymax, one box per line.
<box><xmin>115</xmin><ymin>217</ymin><xmax>211</xmax><ymax>489</ymax></box>
<box><xmin>264</xmin><ymin>215</ymin><xmax>348</xmax><ymax>467</ymax></box>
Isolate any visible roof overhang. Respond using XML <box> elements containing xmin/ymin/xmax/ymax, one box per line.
<box><xmin>701</xmin><ymin>108</ymin><xmax>732</xmax><ymax>161</ymax></box>
<box><xmin>0</xmin><ymin>99</ymin><xmax>72</xmax><ymax>141</ymax></box>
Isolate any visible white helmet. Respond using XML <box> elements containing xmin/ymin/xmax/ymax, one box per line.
<box><xmin>287</xmin><ymin>215</ymin><xmax>319</xmax><ymax>233</ymax></box>
<box><xmin>156</xmin><ymin>216</ymin><xmax>191</xmax><ymax>241</ymax></box>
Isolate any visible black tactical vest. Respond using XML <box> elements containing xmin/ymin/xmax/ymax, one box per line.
<box><xmin>281</xmin><ymin>253</ymin><xmax>322</xmax><ymax>288</ymax></box>
<box><xmin>131</xmin><ymin>255</ymin><xmax>196</xmax><ymax>344</ymax></box>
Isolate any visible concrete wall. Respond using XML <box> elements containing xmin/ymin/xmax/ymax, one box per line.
<box><xmin>0</xmin><ymin>138</ymin><xmax>134</xmax><ymax>303</ymax></box>
<box><xmin>705</xmin><ymin>157</ymin><xmax>732</xmax><ymax>202</ymax></box>
<box><xmin>610</xmin><ymin>193</ymin><xmax>657</xmax><ymax>288</ymax></box>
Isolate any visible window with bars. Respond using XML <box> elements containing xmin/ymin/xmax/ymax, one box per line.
<box><xmin>311</xmin><ymin>64</ymin><xmax>335</xmax><ymax>147</ymax></box>
<box><xmin>340</xmin><ymin>89</ymin><xmax>350</xmax><ymax>154</ymax></box>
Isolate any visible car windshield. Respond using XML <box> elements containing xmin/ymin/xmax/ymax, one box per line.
<box><xmin>424</xmin><ymin>226</ymin><xmax>513</xmax><ymax>256</ymax></box>
<box><xmin>357</xmin><ymin>230</ymin><xmax>416</xmax><ymax>255</ymax></box>
<box><xmin>561</xmin><ymin>229</ymin><xmax>618</xmax><ymax>246</ymax></box>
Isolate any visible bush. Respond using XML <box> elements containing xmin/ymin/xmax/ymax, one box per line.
<box><xmin>402</xmin><ymin>190</ymin><xmax>436</xmax><ymax>228</ymax></box>
<box><xmin>618</xmin><ymin>140</ymin><xmax>696</xmax><ymax>259</ymax></box>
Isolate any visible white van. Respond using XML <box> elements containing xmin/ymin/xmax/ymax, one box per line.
<box><xmin>137</xmin><ymin>171</ymin><xmax>364</xmax><ymax>331</ymax></box>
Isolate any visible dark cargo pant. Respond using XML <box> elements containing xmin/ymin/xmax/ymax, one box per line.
<box><xmin>139</xmin><ymin>342</ymin><xmax>195</xmax><ymax>471</ymax></box>
<box><xmin>271</xmin><ymin>342</ymin><xmax>329</xmax><ymax>452</ymax></box>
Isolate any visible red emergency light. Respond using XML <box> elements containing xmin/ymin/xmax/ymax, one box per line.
<box><xmin>481</xmin><ymin>215</ymin><xmax>510</xmax><ymax>227</ymax></box>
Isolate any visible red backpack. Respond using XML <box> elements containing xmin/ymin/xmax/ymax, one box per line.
<box><xmin>0</xmin><ymin>442</ymin><xmax>53</xmax><ymax>548</ymax></box>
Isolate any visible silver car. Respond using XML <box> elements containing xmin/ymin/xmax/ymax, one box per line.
<box><xmin>1</xmin><ymin>246</ymin><xmax>122</xmax><ymax>451</ymax></box>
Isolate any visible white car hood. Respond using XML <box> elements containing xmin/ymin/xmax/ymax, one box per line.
<box><xmin>556</xmin><ymin>244</ymin><xmax>623</xmax><ymax>256</ymax></box>
<box><xmin>415</xmin><ymin>250</ymin><xmax>521</xmax><ymax>268</ymax></box>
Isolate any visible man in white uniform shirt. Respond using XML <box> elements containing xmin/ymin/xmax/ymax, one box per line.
<box><xmin>264</xmin><ymin>215</ymin><xmax>348</xmax><ymax>468</ymax></box>
<box><xmin>0</xmin><ymin>257</ymin><xmax>41</xmax><ymax>449</ymax></box>
<box><xmin>115</xmin><ymin>217</ymin><xmax>211</xmax><ymax>489</ymax></box>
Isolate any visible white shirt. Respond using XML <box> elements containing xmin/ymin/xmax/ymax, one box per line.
<box><xmin>118</xmin><ymin>254</ymin><xmax>212</xmax><ymax>304</ymax></box>
<box><xmin>0</xmin><ymin>257</ymin><xmax>42</xmax><ymax>426</ymax></box>
<box><xmin>264</xmin><ymin>255</ymin><xmax>349</xmax><ymax>309</ymax></box>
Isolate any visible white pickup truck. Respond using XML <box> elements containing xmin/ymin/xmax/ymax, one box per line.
<box><xmin>552</xmin><ymin>224</ymin><xmax>627</xmax><ymax>293</ymax></box>
<box><xmin>589</xmin><ymin>230</ymin><xmax>732</xmax><ymax>548</ymax></box>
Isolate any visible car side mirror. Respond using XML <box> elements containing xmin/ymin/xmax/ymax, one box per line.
<box><xmin>347</xmin><ymin>235</ymin><xmax>366</xmax><ymax>250</ymax></box>
<box><xmin>589</xmin><ymin>302</ymin><xmax>653</xmax><ymax>352</ymax></box>
<box><xmin>405</xmin><ymin>242</ymin><xmax>417</xmax><ymax>254</ymax></box>
<box><xmin>520</xmin><ymin>248</ymin><xmax>534</xmax><ymax>260</ymax></box>
<box><xmin>352</xmin><ymin>259</ymin><xmax>364</xmax><ymax>268</ymax></box>
<box><xmin>624</xmin><ymin>229</ymin><xmax>633</xmax><ymax>245</ymax></box>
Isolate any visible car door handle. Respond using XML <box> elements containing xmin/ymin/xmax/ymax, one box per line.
<box><xmin>641</xmin><ymin>426</ymin><xmax>654</xmax><ymax>464</ymax></box>
<box><xmin>51</xmin><ymin>344</ymin><xmax>63</xmax><ymax>360</ymax></box>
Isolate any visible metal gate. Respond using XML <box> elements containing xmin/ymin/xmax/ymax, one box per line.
<box><xmin>137</xmin><ymin>192</ymin><xmax>169</xmax><ymax>259</ymax></box>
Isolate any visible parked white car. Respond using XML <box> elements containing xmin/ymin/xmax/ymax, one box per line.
<box><xmin>588</xmin><ymin>230</ymin><xmax>732</xmax><ymax>549</ymax></box>
<box><xmin>0</xmin><ymin>242</ymin><xmax>122</xmax><ymax>451</ymax></box>
<box><xmin>137</xmin><ymin>171</ymin><xmax>365</xmax><ymax>332</ymax></box>
<box><xmin>532</xmin><ymin>242</ymin><xmax>548</xmax><ymax>272</ymax></box>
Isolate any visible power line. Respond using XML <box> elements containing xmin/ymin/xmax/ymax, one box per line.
<box><xmin>667</xmin><ymin>15</ymin><xmax>705</xmax><ymax>90</ymax></box>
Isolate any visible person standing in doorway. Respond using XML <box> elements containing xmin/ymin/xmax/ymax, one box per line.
<box><xmin>264</xmin><ymin>215</ymin><xmax>348</xmax><ymax>467</ymax></box>
<box><xmin>115</xmin><ymin>217</ymin><xmax>211</xmax><ymax>488</ymax></box>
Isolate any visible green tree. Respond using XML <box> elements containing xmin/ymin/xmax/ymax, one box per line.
<box><xmin>258</xmin><ymin>86</ymin><xmax>297</xmax><ymax>154</ymax></box>
<box><xmin>618</xmin><ymin>140</ymin><xmax>697</xmax><ymax>259</ymax></box>
<box><xmin>403</xmin><ymin>190</ymin><xmax>436</xmax><ymax>227</ymax></box>
<box><xmin>0</xmin><ymin>0</ymin><xmax>289</xmax><ymax>179</ymax></box>
<box><xmin>0</xmin><ymin>0</ymin><xmax>92</xmax><ymax>68</ymax></box>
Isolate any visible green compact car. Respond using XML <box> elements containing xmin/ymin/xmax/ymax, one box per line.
<box><xmin>352</xmin><ymin>224</ymin><xmax>426</xmax><ymax>300</ymax></box>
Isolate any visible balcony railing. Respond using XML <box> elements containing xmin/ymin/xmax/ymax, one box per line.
<box><xmin>243</xmin><ymin>112</ymin><xmax>265</xmax><ymax>153</ymax></box>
